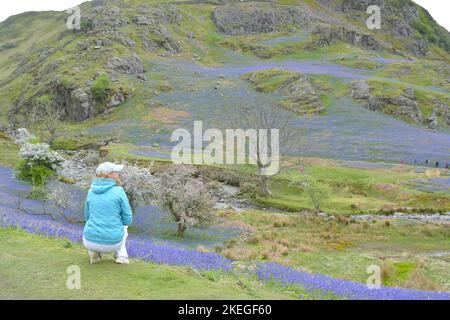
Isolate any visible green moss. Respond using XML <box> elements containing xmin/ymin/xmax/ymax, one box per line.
<box><xmin>383</xmin><ymin>261</ymin><xmax>417</xmax><ymax>286</ymax></box>
<box><xmin>243</xmin><ymin>68</ymin><xmax>298</xmax><ymax>93</ymax></box>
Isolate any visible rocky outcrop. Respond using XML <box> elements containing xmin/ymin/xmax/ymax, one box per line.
<box><xmin>134</xmin><ymin>4</ymin><xmax>182</xmax><ymax>25</ymax></box>
<box><xmin>212</xmin><ymin>3</ymin><xmax>310</xmax><ymax>35</ymax></box>
<box><xmin>431</xmin><ymin>98</ymin><xmax>450</xmax><ymax>126</ymax></box>
<box><xmin>244</xmin><ymin>69</ymin><xmax>323</xmax><ymax>115</ymax></box>
<box><xmin>406</xmin><ymin>38</ymin><xmax>429</xmax><ymax>57</ymax></box>
<box><xmin>306</xmin><ymin>25</ymin><xmax>381</xmax><ymax>51</ymax></box>
<box><xmin>66</xmin><ymin>88</ymin><xmax>95</xmax><ymax>121</ymax></box>
<box><xmin>9</xmin><ymin>81</ymin><xmax>96</xmax><ymax>123</ymax></box>
<box><xmin>154</xmin><ymin>26</ymin><xmax>182</xmax><ymax>53</ymax></box>
<box><xmin>280</xmin><ymin>74</ymin><xmax>324</xmax><ymax>114</ymax></box>
<box><xmin>106</xmin><ymin>88</ymin><xmax>134</xmax><ymax>109</ymax></box>
<box><xmin>106</xmin><ymin>54</ymin><xmax>145</xmax><ymax>74</ymax></box>
<box><xmin>317</xmin><ymin>0</ymin><xmax>450</xmax><ymax>56</ymax></box>
<box><xmin>351</xmin><ymin>81</ymin><xmax>428</xmax><ymax>126</ymax></box>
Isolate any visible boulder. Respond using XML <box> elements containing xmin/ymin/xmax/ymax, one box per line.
<box><xmin>106</xmin><ymin>91</ymin><xmax>126</xmax><ymax>108</ymax></box>
<box><xmin>351</xmin><ymin>81</ymin><xmax>370</xmax><ymax>100</ymax></box>
<box><xmin>427</xmin><ymin>113</ymin><xmax>439</xmax><ymax>130</ymax></box>
<box><xmin>68</xmin><ymin>88</ymin><xmax>95</xmax><ymax>121</ymax></box>
<box><xmin>107</xmin><ymin>54</ymin><xmax>145</xmax><ymax>74</ymax></box>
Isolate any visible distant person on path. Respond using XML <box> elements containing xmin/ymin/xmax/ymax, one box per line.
<box><xmin>436</xmin><ymin>161</ymin><xmax>440</xmax><ymax>168</ymax></box>
<box><xmin>413</xmin><ymin>158</ymin><xmax>418</xmax><ymax>166</ymax></box>
<box><xmin>445</xmin><ymin>162</ymin><xmax>449</xmax><ymax>169</ymax></box>
<box><xmin>83</xmin><ymin>162</ymin><xmax>133</xmax><ymax>264</ymax></box>
<box><xmin>425</xmin><ymin>159</ymin><xmax>429</xmax><ymax>166</ymax></box>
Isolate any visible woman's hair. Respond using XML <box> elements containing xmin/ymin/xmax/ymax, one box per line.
<box><xmin>96</xmin><ymin>173</ymin><xmax>112</xmax><ymax>179</ymax></box>
<box><xmin>96</xmin><ymin>172</ymin><xmax>122</xmax><ymax>186</ymax></box>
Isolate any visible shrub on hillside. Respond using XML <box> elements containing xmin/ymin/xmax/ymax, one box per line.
<box><xmin>16</xmin><ymin>143</ymin><xmax>64</xmax><ymax>187</ymax></box>
<box><xmin>19</xmin><ymin>143</ymin><xmax>64</xmax><ymax>170</ymax></box>
<box><xmin>91</xmin><ymin>74</ymin><xmax>111</xmax><ymax>103</ymax></box>
<box><xmin>291</xmin><ymin>176</ymin><xmax>331</xmax><ymax>213</ymax></box>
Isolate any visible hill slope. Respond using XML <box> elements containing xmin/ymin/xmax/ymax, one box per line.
<box><xmin>0</xmin><ymin>0</ymin><xmax>449</xmax><ymax>147</ymax></box>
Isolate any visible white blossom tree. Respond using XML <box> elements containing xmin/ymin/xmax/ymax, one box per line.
<box><xmin>119</xmin><ymin>162</ymin><xmax>159</xmax><ymax>212</ymax></box>
<box><xmin>158</xmin><ymin>165</ymin><xmax>215</xmax><ymax>238</ymax></box>
<box><xmin>19</xmin><ymin>143</ymin><xmax>65</xmax><ymax>170</ymax></box>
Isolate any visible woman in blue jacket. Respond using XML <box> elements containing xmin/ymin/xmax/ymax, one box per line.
<box><xmin>83</xmin><ymin>162</ymin><xmax>133</xmax><ymax>264</ymax></box>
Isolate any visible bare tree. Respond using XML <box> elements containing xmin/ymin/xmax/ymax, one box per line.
<box><xmin>158</xmin><ymin>165</ymin><xmax>215</xmax><ymax>238</ymax></box>
<box><xmin>47</xmin><ymin>187</ymin><xmax>80</xmax><ymax>223</ymax></box>
<box><xmin>229</xmin><ymin>97</ymin><xmax>299</xmax><ymax>196</ymax></box>
<box><xmin>29</xmin><ymin>95</ymin><xmax>61</xmax><ymax>144</ymax></box>
<box><xmin>291</xmin><ymin>176</ymin><xmax>331</xmax><ymax>213</ymax></box>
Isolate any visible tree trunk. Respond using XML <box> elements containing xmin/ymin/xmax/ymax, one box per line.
<box><xmin>259</xmin><ymin>175</ymin><xmax>272</xmax><ymax>197</ymax></box>
<box><xmin>177</xmin><ymin>223</ymin><xmax>187</xmax><ymax>238</ymax></box>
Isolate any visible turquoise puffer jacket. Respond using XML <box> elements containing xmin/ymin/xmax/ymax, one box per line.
<box><xmin>83</xmin><ymin>178</ymin><xmax>133</xmax><ymax>245</ymax></box>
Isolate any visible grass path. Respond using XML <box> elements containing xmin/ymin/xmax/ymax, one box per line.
<box><xmin>0</xmin><ymin>228</ymin><xmax>298</xmax><ymax>300</ymax></box>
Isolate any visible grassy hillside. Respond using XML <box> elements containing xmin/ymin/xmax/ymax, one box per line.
<box><xmin>0</xmin><ymin>227</ymin><xmax>301</xmax><ymax>299</ymax></box>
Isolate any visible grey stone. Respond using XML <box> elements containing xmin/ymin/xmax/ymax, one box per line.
<box><xmin>106</xmin><ymin>91</ymin><xmax>126</xmax><ymax>108</ymax></box>
<box><xmin>107</xmin><ymin>54</ymin><xmax>145</xmax><ymax>74</ymax></box>
<box><xmin>212</xmin><ymin>3</ymin><xmax>310</xmax><ymax>35</ymax></box>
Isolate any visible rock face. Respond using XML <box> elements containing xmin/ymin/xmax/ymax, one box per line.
<box><xmin>107</xmin><ymin>54</ymin><xmax>145</xmax><ymax>74</ymax></box>
<box><xmin>406</xmin><ymin>39</ymin><xmax>429</xmax><ymax>57</ymax></box>
<box><xmin>154</xmin><ymin>26</ymin><xmax>182</xmax><ymax>53</ymax></box>
<box><xmin>134</xmin><ymin>4</ymin><xmax>182</xmax><ymax>24</ymax></box>
<box><xmin>307</xmin><ymin>25</ymin><xmax>380</xmax><ymax>51</ymax></box>
<box><xmin>67</xmin><ymin>88</ymin><xmax>95</xmax><ymax>121</ymax></box>
<box><xmin>431</xmin><ymin>98</ymin><xmax>450</xmax><ymax>126</ymax></box>
<box><xmin>351</xmin><ymin>81</ymin><xmax>422</xmax><ymax>123</ymax></box>
<box><xmin>212</xmin><ymin>3</ymin><xmax>309</xmax><ymax>35</ymax></box>
<box><xmin>317</xmin><ymin>0</ymin><xmax>450</xmax><ymax>56</ymax></box>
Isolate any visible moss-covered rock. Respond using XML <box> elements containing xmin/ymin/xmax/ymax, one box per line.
<box><xmin>243</xmin><ymin>69</ymin><xmax>324</xmax><ymax>115</ymax></box>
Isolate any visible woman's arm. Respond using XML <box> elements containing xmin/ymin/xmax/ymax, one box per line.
<box><xmin>118</xmin><ymin>188</ymin><xmax>133</xmax><ymax>226</ymax></box>
<box><xmin>84</xmin><ymin>201</ymin><xmax>90</xmax><ymax>222</ymax></box>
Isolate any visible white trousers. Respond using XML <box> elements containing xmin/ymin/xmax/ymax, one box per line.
<box><xmin>83</xmin><ymin>226</ymin><xmax>128</xmax><ymax>259</ymax></box>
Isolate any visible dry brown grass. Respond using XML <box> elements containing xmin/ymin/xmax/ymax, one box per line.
<box><xmin>143</xmin><ymin>107</ymin><xmax>189</xmax><ymax>124</ymax></box>
<box><xmin>402</xmin><ymin>269</ymin><xmax>442</xmax><ymax>291</ymax></box>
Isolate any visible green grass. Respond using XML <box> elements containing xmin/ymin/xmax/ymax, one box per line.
<box><xmin>243</xmin><ymin>68</ymin><xmax>298</xmax><ymax>93</ymax></box>
<box><xmin>249</xmin><ymin>160</ymin><xmax>450</xmax><ymax>214</ymax></box>
<box><xmin>0</xmin><ymin>133</ymin><xmax>20</xmax><ymax>167</ymax></box>
<box><xmin>0</xmin><ymin>227</ymin><xmax>301</xmax><ymax>300</ymax></box>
